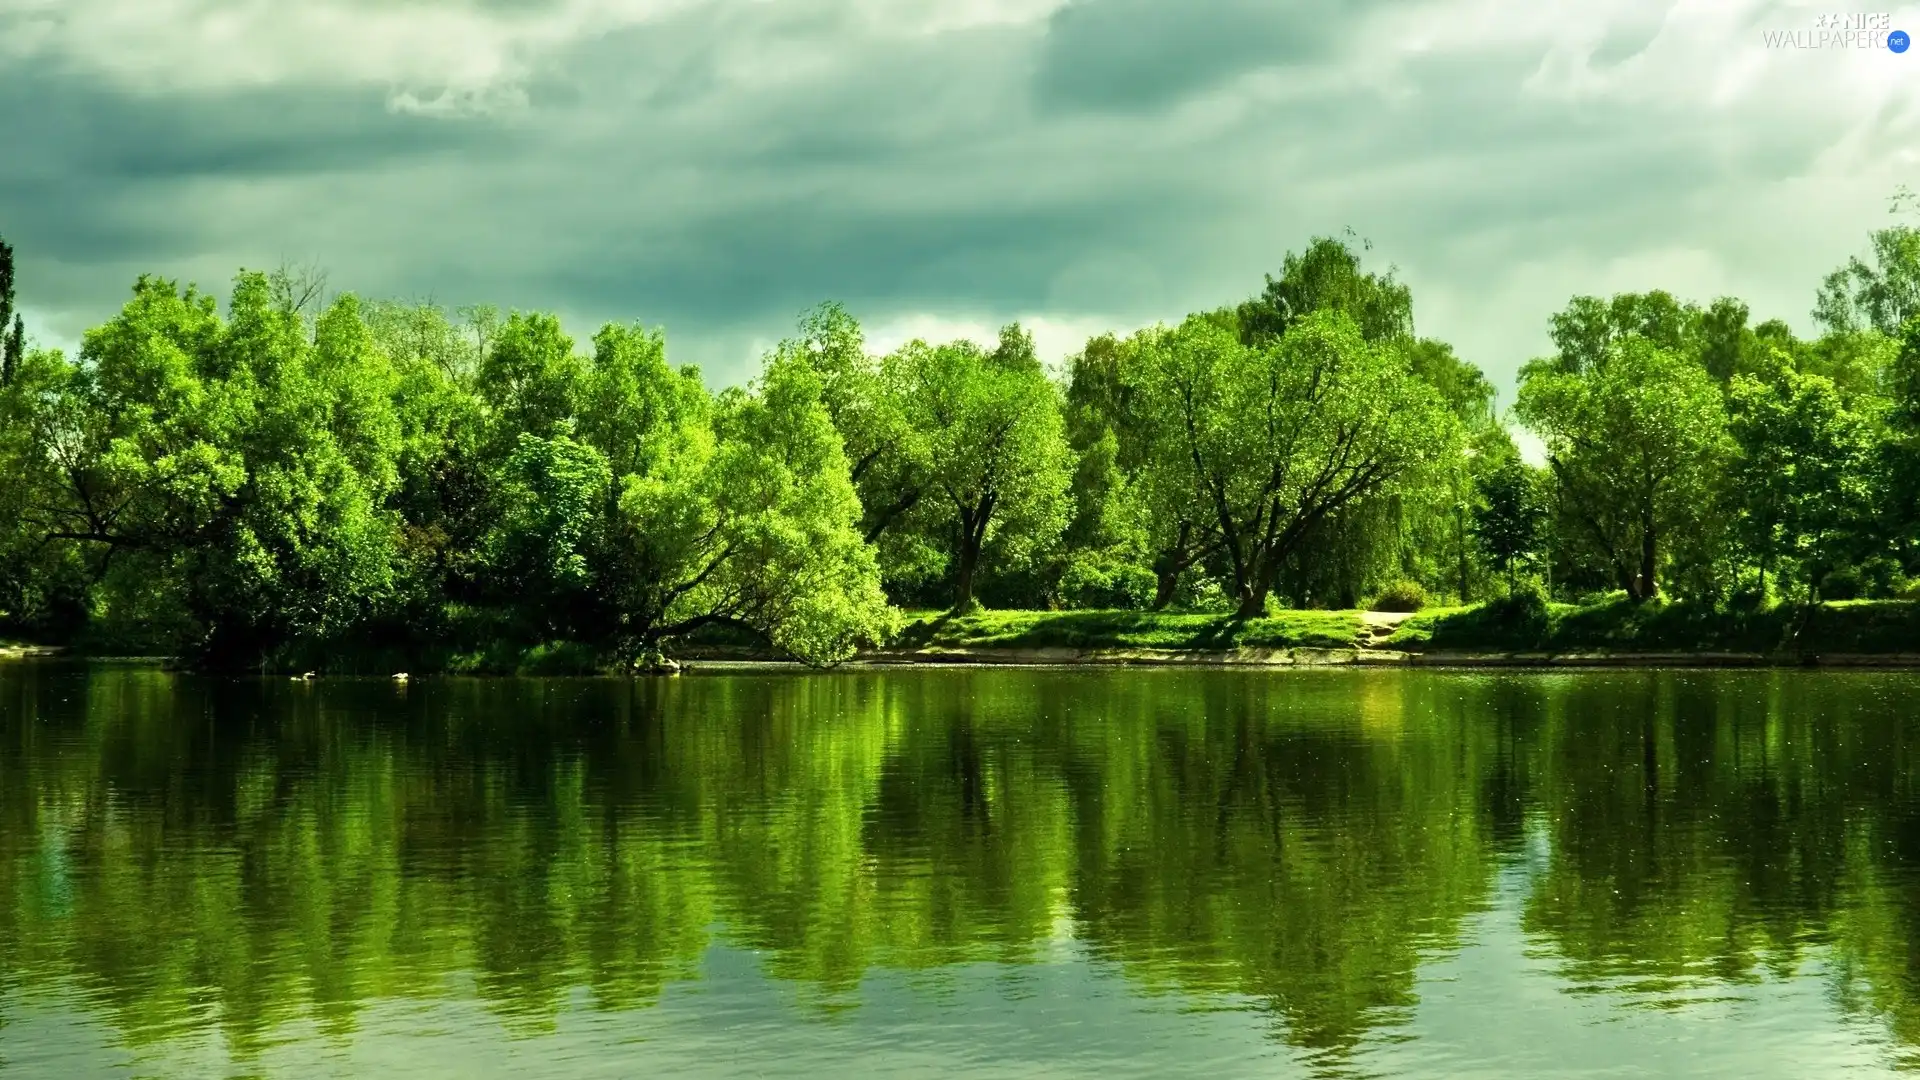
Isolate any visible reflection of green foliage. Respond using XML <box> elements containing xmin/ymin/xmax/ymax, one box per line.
<box><xmin>1515</xmin><ymin>673</ymin><xmax>1920</xmax><ymax>1029</ymax></box>
<box><xmin>1049</xmin><ymin>675</ymin><xmax>1498</xmax><ymax>1056</ymax></box>
<box><xmin>5</xmin><ymin>668</ymin><xmax>1920</xmax><ymax>1070</ymax></box>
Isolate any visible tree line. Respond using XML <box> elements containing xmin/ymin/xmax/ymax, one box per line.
<box><xmin>2</xmin><ymin>207</ymin><xmax>1919</xmax><ymax>667</ymax></box>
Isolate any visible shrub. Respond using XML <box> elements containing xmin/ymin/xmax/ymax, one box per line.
<box><xmin>1367</xmin><ymin>579</ymin><xmax>1427</xmax><ymax>613</ymax></box>
<box><xmin>1485</xmin><ymin>581</ymin><xmax>1551</xmax><ymax>630</ymax></box>
<box><xmin>1059</xmin><ymin>555</ymin><xmax>1156</xmax><ymax>611</ymax></box>
<box><xmin>1820</xmin><ymin>566</ymin><xmax>1866</xmax><ymax>601</ymax></box>
<box><xmin>519</xmin><ymin>640</ymin><xmax>601</xmax><ymax>674</ymax></box>
<box><xmin>1183</xmin><ymin>575</ymin><xmax>1234</xmax><ymax>613</ymax></box>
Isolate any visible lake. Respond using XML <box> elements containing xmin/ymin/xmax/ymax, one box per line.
<box><xmin>2</xmin><ymin>665</ymin><xmax>1918</xmax><ymax>1078</ymax></box>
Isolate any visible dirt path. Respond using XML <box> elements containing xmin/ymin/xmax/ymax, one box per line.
<box><xmin>1358</xmin><ymin>610</ymin><xmax>1416</xmax><ymax>648</ymax></box>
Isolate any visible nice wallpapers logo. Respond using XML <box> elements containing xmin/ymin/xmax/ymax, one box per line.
<box><xmin>1761</xmin><ymin>12</ymin><xmax>1910</xmax><ymax>50</ymax></box>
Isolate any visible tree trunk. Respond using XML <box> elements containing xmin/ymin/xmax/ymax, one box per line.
<box><xmin>1456</xmin><ymin>505</ymin><xmax>1471</xmax><ymax>603</ymax></box>
<box><xmin>954</xmin><ymin>536</ymin><xmax>979</xmax><ymax>613</ymax></box>
<box><xmin>1638</xmin><ymin>519</ymin><xmax>1659</xmax><ymax>602</ymax></box>
<box><xmin>952</xmin><ymin>499</ymin><xmax>990</xmax><ymax>614</ymax></box>
<box><xmin>1152</xmin><ymin>568</ymin><xmax>1180</xmax><ymax>611</ymax></box>
<box><xmin>1233</xmin><ymin>572</ymin><xmax>1270</xmax><ymax>619</ymax></box>
<box><xmin>1150</xmin><ymin>524</ymin><xmax>1193</xmax><ymax>612</ymax></box>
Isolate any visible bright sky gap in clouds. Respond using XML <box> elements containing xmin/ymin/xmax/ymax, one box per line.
<box><xmin>2</xmin><ymin>0</ymin><xmax>1918</xmax><ymax>400</ymax></box>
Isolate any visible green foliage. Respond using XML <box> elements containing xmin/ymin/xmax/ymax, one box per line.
<box><xmin>1366</xmin><ymin>579</ymin><xmax>1427</xmax><ymax>613</ymax></box>
<box><xmin>1057</xmin><ymin>551</ymin><xmax>1156</xmax><ymax>610</ymax></box>
<box><xmin>16</xmin><ymin>207</ymin><xmax>1920</xmax><ymax>664</ymax></box>
<box><xmin>483</xmin><ymin>428</ymin><xmax>611</xmax><ymax>616</ymax></box>
<box><xmin>1814</xmin><ymin>220</ymin><xmax>1920</xmax><ymax>336</ymax></box>
<box><xmin>1392</xmin><ymin>593</ymin><xmax>1920</xmax><ymax>655</ymax></box>
<box><xmin>1388</xmin><ymin>585</ymin><xmax>1548</xmax><ymax>649</ymax></box>
<box><xmin>1236</xmin><ymin>233</ymin><xmax>1414</xmax><ymax>345</ymax></box>
<box><xmin>0</xmin><ymin>259</ymin><xmax>893</xmax><ymax>668</ymax></box>
<box><xmin>1518</xmin><ymin>332</ymin><xmax>1731</xmax><ymax>601</ymax></box>
<box><xmin>1727</xmin><ymin>363</ymin><xmax>1878</xmax><ymax>599</ymax></box>
<box><xmin>1132</xmin><ymin>309</ymin><xmax>1459</xmax><ymax>617</ymax></box>
<box><xmin>572</xmin><ymin>341</ymin><xmax>896</xmax><ymax>666</ymax></box>
<box><xmin>1471</xmin><ymin>456</ymin><xmax>1547</xmax><ymax>587</ymax></box>
<box><xmin>0</xmin><ymin>234</ymin><xmax>23</xmax><ymax>388</ymax></box>
<box><xmin>20</xmin><ymin>274</ymin><xmax>409</xmax><ymax>663</ymax></box>
<box><xmin>889</xmin><ymin>328</ymin><xmax>1073</xmax><ymax>612</ymax></box>
<box><xmin>774</xmin><ymin>302</ymin><xmax>930</xmax><ymax>550</ymax></box>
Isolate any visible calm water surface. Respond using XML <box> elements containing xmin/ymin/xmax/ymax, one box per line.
<box><xmin>2</xmin><ymin>665</ymin><xmax>1919</xmax><ymax>1078</ymax></box>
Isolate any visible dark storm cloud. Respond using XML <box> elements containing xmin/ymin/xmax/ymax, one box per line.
<box><xmin>0</xmin><ymin>59</ymin><xmax>508</xmax><ymax>285</ymax></box>
<box><xmin>0</xmin><ymin>69</ymin><xmax>494</xmax><ymax>183</ymax></box>
<box><xmin>1033</xmin><ymin>0</ymin><xmax>1371</xmax><ymax>111</ymax></box>
<box><xmin>0</xmin><ymin>0</ymin><xmax>1908</xmax><ymax>388</ymax></box>
<box><xmin>540</xmin><ymin>190</ymin><xmax>1189</xmax><ymax>325</ymax></box>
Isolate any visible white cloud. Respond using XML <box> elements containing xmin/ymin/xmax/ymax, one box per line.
<box><xmin>1</xmin><ymin>0</ymin><xmax>696</xmax><ymax>97</ymax></box>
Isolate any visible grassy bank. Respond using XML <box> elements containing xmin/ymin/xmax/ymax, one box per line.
<box><xmin>890</xmin><ymin>608</ymin><xmax>1368</xmax><ymax>652</ymax></box>
<box><xmin>1388</xmin><ymin>596</ymin><xmax>1920</xmax><ymax>656</ymax></box>
<box><xmin>884</xmin><ymin>598</ymin><xmax>1920</xmax><ymax>662</ymax></box>
<box><xmin>11</xmin><ymin>599</ymin><xmax>1918</xmax><ymax>673</ymax></box>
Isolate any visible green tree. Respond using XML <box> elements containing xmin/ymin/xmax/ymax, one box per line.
<box><xmin>1237</xmin><ymin>233</ymin><xmax>1414</xmax><ymax>346</ymax></box>
<box><xmin>481</xmin><ymin>427</ymin><xmax>611</xmax><ymax>632</ymax></box>
<box><xmin>0</xmin><ymin>236</ymin><xmax>72</xmax><ymax>630</ymax></box>
<box><xmin>1404</xmin><ymin>337</ymin><xmax>1504</xmax><ymax>605</ymax></box>
<box><xmin>1695</xmin><ymin>297</ymin><xmax>1769</xmax><ymax>385</ymax></box>
<box><xmin>0</xmin><ymin>344</ymin><xmax>80</xmax><ymax>633</ymax></box>
<box><xmin>1054</xmin><ymin>332</ymin><xmax>1161</xmax><ymax>609</ymax></box>
<box><xmin>1233</xmin><ymin>240</ymin><xmax>1498</xmax><ymax>609</ymax></box>
<box><xmin>1517</xmin><ymin>334</ymin><xmax>1731</xmax><ymax>602</ymax></box>
<box><xmin>891</xmin><ymin>326</ymin><xmax>1073</xmax><ymax>612</ymax></box>
<box><xmin>772</xmin><ymin>303</ymin><xmax>930</xmax><ymax>547</ymax></box>
<box><xmin>1729</xmin><ymin>362</ymin><xmax>1880</xmax><ymax>600</ymax></box>
<box><xmin>366</xmin><ymin>302</ymin><xmax>493</xmax><ymax>618</ymax></box>
<box><xmin>0</xmin><ymin>234</ymin><xmax>23</xmax><ymax>387</ymax></box>
<box><xmin>1546</xmin><ymin>291</ymin><xmax>1699</xmax><ymax>374</ymax></box>
<box><xmin>1471</xmin><ymin>456</ymin><xmax>1547</xmax><ymax>589</ymax></box>
<box><xmin>1795</xmin><ymin>328</ymin><xmax>1899</xmax><ymax>406</ymax></box>
<box><xmin>29</xmin><ymin>274</ymin><xmax>408</xmax><ymax>662</ymax></box>
<box><xmin>588</xmin><ymin>347</ymin><xmax>896</xmax><ymax>664</ymax></box>
<box><xmin>1814</xmin><ymin>216</ymin><xmax>1920</xmax><ymax>336</ymax></box>
<box><xmin>1061</xmin><ymin>330</ymin><xmax>1217</xmax><ymax>609</ymax></box>
<box><xmin>1135</xmin><ymin>311</ymin><xmax>1457</xmax><ymax>617</ymax></box>
<box><xmin>476</xmin><ymin>312</ymin><xmax>583</xmax><ymax>448</ymax></box>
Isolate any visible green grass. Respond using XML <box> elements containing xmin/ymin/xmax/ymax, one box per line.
<box><xmin>1389</xmin><ymin>596</ymin><xmax>1920</xmax><ymax>654</ymax></box>
<box><xmin>893</xmin><ymin>598</ymin><xmax>1920</xmax><ymax>658</ymax></box>
<box><xmin>891</xmin><ymin>608</ymin><xmax>1367</xmax><ymax>652</ymax></box>
<box><xmin>25</xmin><ymin>599</ymin><xmax>1916</xmax><ymax>671</ymax></box>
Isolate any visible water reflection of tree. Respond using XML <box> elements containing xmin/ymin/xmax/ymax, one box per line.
<box><xmin>1043</xmin><ymin>673</ymin><xmax>1501</xmax><ymax>1060</ymax></box>
<box><xmin>3</xmin><ymin>667</ymin><xmax>1920</xmax><ymax>1069</ymax></box>
<box><xmin>1515</xmin><ymin>674</ymin><xmax>1918</xmax><ymax>1010</ymax></box>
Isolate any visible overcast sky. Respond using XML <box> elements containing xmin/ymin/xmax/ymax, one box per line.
<box><xmin>3</xmin><ymin>0</ymin><xmax>1918</xmax><ymax>406</ymax></box>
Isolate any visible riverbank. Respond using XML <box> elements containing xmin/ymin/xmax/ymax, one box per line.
<box><xmin>8</xmin><ymin>598</ymin><xmax>1919</xmax><ymax>673</ymax></box>
<box><xmin>879</xmin><ymin>597</ymin><xmax>1909</xmax><ymax>650</ymax></box>
<box><xmin>842</xmin><ymin>598</ymin><xmax>1920</xmax><ymax>669</ymax></box>
<box><xmin>0</xmin><ymin>641</ymin><xmax>64</xmax><ymax>661</ymax></box>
